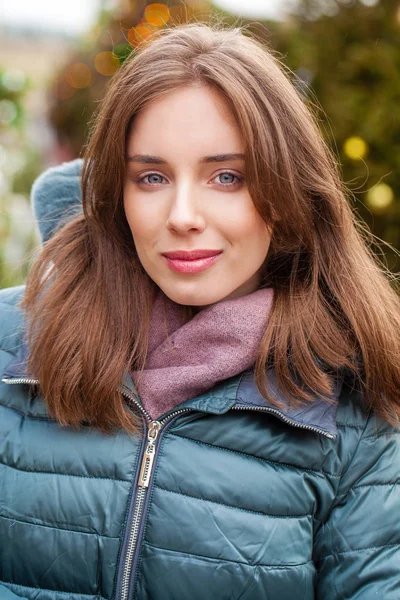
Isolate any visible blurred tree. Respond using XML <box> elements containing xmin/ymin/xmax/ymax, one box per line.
<box><xmin>0</xmin><ymin>67</ymin><xmax>41</xmax><ymax>287</ymax></box>
<box><xmin>260</xmin><ymin>0</ymin><xmax>400</xmax><ymax>270</ymax></box>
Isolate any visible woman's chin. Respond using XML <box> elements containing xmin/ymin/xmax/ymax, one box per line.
<box><xmin>157</xmin><ymin>282</ymin><xmax>229</xmax><ymax>308</ymax></box>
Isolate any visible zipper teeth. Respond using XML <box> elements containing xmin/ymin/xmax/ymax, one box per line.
<box><xmin>233</xmin><ymin>405</ymin><xmax>335</xmax><ymax>439</ymax></box>
<box><xmin>119</xmin><ymin>407</ymin><xmax>193</xmax><ymax>600</ymax></box>
<box><xmin>120</xmin><ymin>387</ymin><xmax>152</xmax><ymax>422</ymax></box>
<box><xmin>2</xmin><ymin>377</ymin><xmax>39</xmax><ymax>385</ymax></box>
<box><xmin>121</xmin><ymin>386</ymin><xmax>193</xmax><ymax>426</ymax></box>
<box><xmin>120</xmin><ymin>486</ymin><xmax>146</xmax><ymax>600</ymax></box>
<box><xmin>159</xmin><ymin>407</ymin><xmax>193</xmax><ymax>426</ymax></box>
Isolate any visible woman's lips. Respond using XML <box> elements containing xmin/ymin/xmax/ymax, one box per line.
<box><xmin>162</xmin><ymin>251</ymin><xmax>223</xmax><ymax>274</ymax></box>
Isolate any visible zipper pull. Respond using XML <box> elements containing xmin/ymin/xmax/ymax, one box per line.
<box><xmin>138</xmin><ymin>421</ymin><xmax>162</xmax><ymax>488</ymax></box>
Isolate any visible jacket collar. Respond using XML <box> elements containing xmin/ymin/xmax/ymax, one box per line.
<box><xmin>2</xmin><ymin>333</ymin><xmax>340</xmax><ymax>439</ymax></box>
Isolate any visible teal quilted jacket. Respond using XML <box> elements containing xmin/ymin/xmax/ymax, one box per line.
<box><xmin>0</xmin><ymin>161</ymin><xmax>399</xmax><ymax>599</ymax></box>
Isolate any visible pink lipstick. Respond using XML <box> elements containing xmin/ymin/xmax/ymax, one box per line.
<box><xmin>161</xmin><ymin>249</ymin><xmax>223</xmax><ymax>274</ymax></box>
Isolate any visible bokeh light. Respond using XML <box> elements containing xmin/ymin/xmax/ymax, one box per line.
<box><xmin>94</xmin><ymin>51</ymin><xmax>120</xmax><ymax>76</ymax></box>
<box><xmin>344</xmin><ymin>136</ymin><xmax>368</xmax><ymax>160</ymax></box>
<box><xmin>1</xmin><ymin>69</ymin><xmax>27</xmax><ymax>93</ymax></box>
<box><xmin>0</xmin><ymin>100</ymin><xmax>18</xmax><ymax>126</ymax></box>
<box><xmin>65</xmin><ymin>63</ymin><xmax>93</xmax><ymax>89</ymax></box>
<box><xmin>366</xmin><ymin>183</ymin><xmax>394</xmax><ymax>213</ymax></box>
<box><xmin>127</xmin><ymin>23</ymin><xmax>157</xmax><ymax>47</ymax></box>
<box><xmin>144</xmin><ymin>3</ymin><xmax>170</xmax><ymax>27</ymax></box>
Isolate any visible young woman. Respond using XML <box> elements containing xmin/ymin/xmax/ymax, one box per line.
<box><xmin>0</xmin><ymin>22</ymin><xmax>399</xmax><ymax>600</ymax></box>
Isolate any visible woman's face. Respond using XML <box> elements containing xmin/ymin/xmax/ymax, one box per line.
<box><xmin>123</xmin><ymin>85</ymin><xmax>272</xmax><ymax>306</ymax></box>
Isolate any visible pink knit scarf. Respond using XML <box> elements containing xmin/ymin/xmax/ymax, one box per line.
<box><xmin>131</xmin><ymin>287</ymin><xmax>274</xmax><ymax>420</ymax></box>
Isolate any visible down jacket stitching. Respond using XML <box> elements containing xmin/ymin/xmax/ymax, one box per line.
<box><xmin>315</xmin><ymin>413</ymin><xmax>371</xmax><ymax>532</ymax></box>
<box><xmin>0</xmin><ymin>513</ymin><xmax>120</xmax><ymax>539</ymax></box>
<box><xmin>335</xmin><ymin>422</ymin><xmax>366</xmax><ymax>429</ymax></box>
<box><xmin>168</xmin><ymin>432</ymin><xmax>341</xmax><ymax>478</ymax></box>
<box><xmin>318</xmin><ymin>541</ymin><xmax>400</xmax><ymax>560</ymax></box>
<box><xmin>0</xmin><ymin>400</ymin><xmax>55</xmax><ymax>422</ymax></box>
<box><xmin>1</xmin><ymin>460</ymin><xmax>130</xmax><ymax>484</ymax></box>
<box><xmin>0</xmin><ymin>579</ymin><xmax>107</xmax><ymax>599</ymax></box>
<box><xmin>363</xmin><ymin>431</ymin><xmax>400</xmax><ymax>439</ymax></box>
<box><xmin>143</xmin><ymin>541</ymin><xmax>314</xmax><ymax>569</ymax></box>
<box><xmin>352</xmin><ymin>482</ymin><xmax>400</xmax><ymax>489</ymax></box>
<box><xmin>154</xmin><ymin>485</ymin><xmax>312</xmax><ymax>519</ymax></box>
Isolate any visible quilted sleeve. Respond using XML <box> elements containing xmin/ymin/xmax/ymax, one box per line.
<box><xmin>0</xmin><ymin>584</ymin><xmax>28</xmax><ymax>599</ymax></box>
<box><xmin>313</xmin><ymin>411</ymin><xmax>400</xmax><ymax>599</ymax></box>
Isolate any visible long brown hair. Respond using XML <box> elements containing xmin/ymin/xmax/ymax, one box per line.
<box><xmin>21</xmin><ymin>22</ymin><xmax>400</xmax><ymax>432</ymax></box>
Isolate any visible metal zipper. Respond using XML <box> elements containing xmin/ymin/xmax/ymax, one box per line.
<box><xmin>2</xmin><ymin>377</ymin><xmax>39</xmax><ymax>385</ymax></box>
<box><xmin>118</xmin><ymin>386</ymin><xmax>193</xmax><ymax>600</ymax></box>
<box><xmin>233</xmin><ymin>404</ymin><xmax>336</xmax><ymax>439</ymax></box>
<box><xmin>118</xmin><ymin>419</ymin><xmax>160</xmax><ymax>600</ymax></box>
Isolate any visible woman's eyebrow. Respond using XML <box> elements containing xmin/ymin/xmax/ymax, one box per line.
<box><xmin>126</xmin><ymin>153</ymin><xmax>245</xmax><ymax>164</ymax></box>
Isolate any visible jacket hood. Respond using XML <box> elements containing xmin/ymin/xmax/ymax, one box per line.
<box><xmin>31</xmin><ymin>158</ymin><xmax>83</xmax><ymax>244</ymax></box>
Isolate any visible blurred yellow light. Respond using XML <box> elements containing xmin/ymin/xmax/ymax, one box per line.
<box><xmin>94</xmin><ymin>52</ymin><xmax>120</xmax><ymax>76</ymax></box>
<box><xmin>343</xmin><ymin>136</ymin><xmax>368</xmax><ymax>160</ymax></box>
<box><xmin>144</xmin><ymin>3</ymin><xmax>170</xmax><ymax>27</ymax></box>
<box><xmin>396</xmin><ymin>5</ymin><xmax>400</xmax><ymax>25</ymax></box>
<box><xmin>128</xmin><ymin>24</ymin><xmax>156</xmax><ymax>47</ymax></box>
<box><xmin>366</xmin><ymin>183</ymin><xmax>394</xmax><ymax>213</ymax></box>
<box><xmin>65</xmin><ymin>63</ymin><xmax>93</xmax><ymax>89</ymax></box>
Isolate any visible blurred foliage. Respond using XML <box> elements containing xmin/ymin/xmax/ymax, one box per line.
<box><xmin>262</xmin><ymin>0</ymin><xmax>400</xmax><ymax>271</ymax></box>
<box><xmin>0</xmin><ymin>67</ymin><xmax>41</xmax><ymax>288</ymax></box>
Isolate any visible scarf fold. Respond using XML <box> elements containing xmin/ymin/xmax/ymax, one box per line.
<box><xmin>132</xmin><ymin>287</ymin><xmax>274</xmax><ymax>420</ymax></box>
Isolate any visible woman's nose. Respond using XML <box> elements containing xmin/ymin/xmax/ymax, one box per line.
<box><xmin>166</xmin><ymin>183</ymin><xmax>206</xmax><ymax>234</ymax></box>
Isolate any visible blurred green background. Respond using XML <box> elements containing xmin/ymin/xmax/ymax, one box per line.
<box><xmin>1</xmin><ymin>0</ymin><xmax>399</xmax><ymax>288</ymax></box>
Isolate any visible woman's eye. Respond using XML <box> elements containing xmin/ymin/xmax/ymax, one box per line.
<box><xmin>213</xmin><ymin>172</ymin><xmax>243</xmax><ymax>187</ymax></box>
<box><xmin>135</xmin><ymin>173</ymin><xmax>166</xmax><ymax>186</ymax></box>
